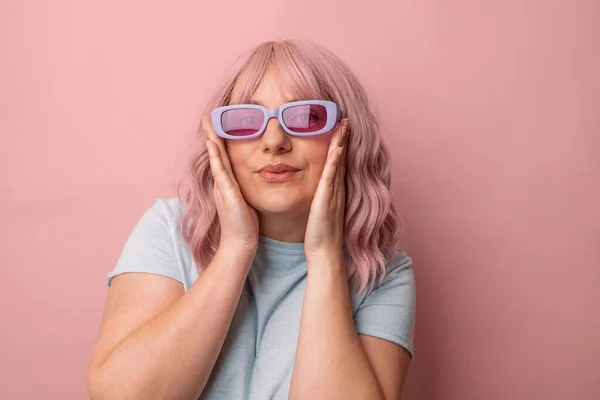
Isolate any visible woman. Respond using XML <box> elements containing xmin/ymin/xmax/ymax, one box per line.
<box><xmin>88</xmin><ymin>37</ymin><xmax>416</xmax><ymax>400</ymax></box>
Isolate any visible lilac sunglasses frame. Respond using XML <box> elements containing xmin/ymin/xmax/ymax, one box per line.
<box><xmin>210</xmin><ymin>100</ymin><xmax>342</xmax><ymax>140</ymax></box>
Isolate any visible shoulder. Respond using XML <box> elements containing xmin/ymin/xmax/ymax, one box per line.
<box><xmin>134</xmin><ymin>197</ymin><xmax>189</xmax><ymax>239</ymax></box>
<box><xmin>387</xmin><ymin>248</ymin><xmax>413</xmax><ymax>272</ymax></box>
<box><xmin>146</xmin><ymin>197</ymin><xmax>185</xmax><ymax>227</ymax></box>
<box><xmin>141</xmin><ymin>196</ymin><xmax>193</xmax><ymax>261</ymax></box>
<box><xmin>350</xmin><ymin>248</ymin><xmax>416</xmax><ymax>311</ymax></box>
<box><xmin>366</xmin><ymin>248</ymin><xmax>415</xmax><ymax>296</ymax></box>
<box><xmin>382</xmin><ymin>248</ymin><xmax>414</xmax><ymax>287</ymax></box>
<box><xmin>108</xmin><ymin>197</ymin><xmax>197</xmax><ymax>290</ymax></box>
<box><xmin>353</xmin><ymin>248</ymin><xmax>417</xmax><ymax>358</ymax></box>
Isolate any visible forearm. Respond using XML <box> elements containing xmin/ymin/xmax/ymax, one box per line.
<box><xmin>289</xmin><ymin>264</ymin><xmax>384</xmax><ymax>400</ymax></box>
<box><xmin>90</xmin><ymin>249</ymin><xmax>254</xmax><ymax>400</ymax></box>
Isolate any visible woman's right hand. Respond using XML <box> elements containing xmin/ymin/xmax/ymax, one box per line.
<box><xmin>204</xmin><ymin>116</ymin><xmax>260</xmax><ymax>257</ymax></box>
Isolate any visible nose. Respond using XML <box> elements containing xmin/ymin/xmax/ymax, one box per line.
<box><xmin>261</xmin><ymin>116</ymin><xmax>292</xmax><ymax>154</ymax></box>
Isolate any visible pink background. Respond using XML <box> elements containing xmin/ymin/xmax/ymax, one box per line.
<box><xmin>1</xmin><ymin>1</ymin><xmax>598</xmax><ymax>399</ymax></box>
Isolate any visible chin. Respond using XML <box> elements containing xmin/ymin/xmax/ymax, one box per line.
<box><xmin>251</xmin><ymin>193</ymin><xmax>310</xmax><ymax>215</ymax></box>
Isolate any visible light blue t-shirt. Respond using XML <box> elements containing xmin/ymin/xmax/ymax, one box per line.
<box><xmin>108</xmin><ymin>198</ymin><xmax>416</xmax><ymax>399</ymax></box>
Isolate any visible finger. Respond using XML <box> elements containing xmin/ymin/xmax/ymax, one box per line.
<box><xmin>335</xmin><ymin>140</ymin><xmax>346</xmax><ymax>195</ymax></box>
<box><xmin>329</xmin><ymin>125</ymin><xmax>344</xmax><ymax>152</ymax></box>
<box><xmin>315</xmin><ymin>120</ymin><xmax>348</xmax><ymax>202</ymax></box>
<box><xmin>206</xmin><ymin>139</ymin><xmax>236</xmax><ymax>193</ymax></box>
<box><xmin>203</xmin><ymin>116</ymin><xmax>235</xmax><ymax>177</ymax></box>
<box><xmin>342</xmin><ymin>120</ymin><xmax>350</xmax><ymax>147</ymax></box>
<box><xmin>331</xmin><ymin>124</ymin><xmax>347</xmax><ymax>185</ymax></box>
<box><xmin>321</xmin><ymin>146</ymin><xmax>343</xmax><ymax>189</ymax></box>
<box><xmin>204</xmin><ymin>116</ymin><xmax>233</xmax><ymax>175</ymax></box>
<box><xmin>312</xmin><ymin>146</ymin><xmax>343</xmax><ymax>213</ymax></box>
<box><xmin>332</xmin><ymin>118</ymin><xmax>349</xmax><ymax>148</ymax></box>
<box><xmin>336</xmin><ymin>144</ymin><xmax>347</xmax><ymax>203</ymax></box>
<box><xmin>339</xmin><ymin>134</ymin><xmax>348</xmax><ymax>187</ymax></box>
<box><xmin>339</xmin><ymin>125</ymin><xmax>348</xmax><ymax>169</ymax></box>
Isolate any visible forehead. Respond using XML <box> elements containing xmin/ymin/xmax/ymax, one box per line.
<box><xmin>229</xmin><ymin>64</ymin><xmax>295</xmax><ymax>106</ymax></box>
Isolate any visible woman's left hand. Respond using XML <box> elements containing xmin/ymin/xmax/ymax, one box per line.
<box><xmin>304</xmin><ymin>119</ymin><xmax>349</xmax><ymax>270</ymax></box>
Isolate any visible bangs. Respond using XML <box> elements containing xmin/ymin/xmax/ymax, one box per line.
<box><xmin>227</xmin><ymin>41</ymin><xmax>330</xmax><ymax>106</ymax></box>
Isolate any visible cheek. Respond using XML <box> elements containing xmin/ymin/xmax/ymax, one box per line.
<box><xmin>303</xmin><ymin>143</ymin><xmax>331</xmax><ymax>182</ymax></box>
<box><xmin>302</xmin><ymin>130</ymin><xmax>333</xmax><ymax>153</ymax></box>
<box><xmin>313</xmin><ymin>152</ymin><xmax>329</xmax><ymax>171</ymax></box>
<box><xmin>311</xmin><ymin>132</ymin><xmax>335</xmax><ymax>164</ymax></box>
<box><xmin>224</xmin><ymin>141</ymin><xmax>251</xmax><ymax>179</ymax></box>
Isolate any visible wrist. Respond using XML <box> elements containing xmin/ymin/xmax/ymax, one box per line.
<box><xmin>215</xmin><ymin>244</ymin><xmax>256</xmax><ymax>271</ymax></box>
<box><xmin>306</xmin><ymin>255</ymin><xmax>347</xmax><ymax>277</ymax></box>
<box><xmin>305</xmin><ymin>260</ymin><xmax>349</xmax><ymax>299</ymax></box>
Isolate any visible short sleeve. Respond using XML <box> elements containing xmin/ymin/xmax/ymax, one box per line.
<box><xmin>354</xmin><ymin>250</ymin><xmax>416</xmax><ymax>359</ymax></box>
<box><xmin>108</xmin><ymin>199</ymin><xmax>184</xmax><ymax>287</ymax></box>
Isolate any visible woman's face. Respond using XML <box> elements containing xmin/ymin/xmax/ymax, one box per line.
<box><xmin>224</xmin><ymin>65</ymin><xmax>336</xmax><ymax>217</ymax></box>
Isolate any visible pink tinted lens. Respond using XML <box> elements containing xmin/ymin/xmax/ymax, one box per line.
<box><xmin>282</xmin><ymin>104</ymin><xmax>327</xmax><ymax>133</ymax></box>
<box><xmin>221</xmin><ymin>109</ymin><xmax>264</xmax><ymax>136</ymax></box>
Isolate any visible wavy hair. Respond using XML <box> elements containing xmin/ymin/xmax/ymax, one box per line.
<box><xmin>177</xmin><ymin>36</ymin><xmax>401</xmax><ymax>294</ymax></box>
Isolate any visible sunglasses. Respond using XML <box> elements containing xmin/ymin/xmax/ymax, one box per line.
<box><xmin>211</xmin><ymin>100</ymin><xmax>342</xmax><ymax>139</ymax></box>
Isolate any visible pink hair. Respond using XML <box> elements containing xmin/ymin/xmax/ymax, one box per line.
<box><xmin>177</xmin><ymin>36</ymin><xmax>401</xmax><ymax>294</ymax></box>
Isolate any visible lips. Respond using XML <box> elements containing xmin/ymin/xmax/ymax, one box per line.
<box><xmin>258</xmin><ymin>164</ymin><xmax>300</xmax><ymax>173</ymax></box>
<box><xmin>258</xmin><ymin>164</ymin><xmax>301</xmax><ymax>183</ymax></box>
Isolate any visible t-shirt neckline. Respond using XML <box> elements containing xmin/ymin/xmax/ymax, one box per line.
<box><xmin>258</xmin><ymin>234</ymin><xmax>305</xmax><ymax>255</ymax></box>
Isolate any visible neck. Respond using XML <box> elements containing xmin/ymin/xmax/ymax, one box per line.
<box><xmin>258</xmin><ymin>209</ymin><xmax>309</xmax><ymax>243</ymax></box>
